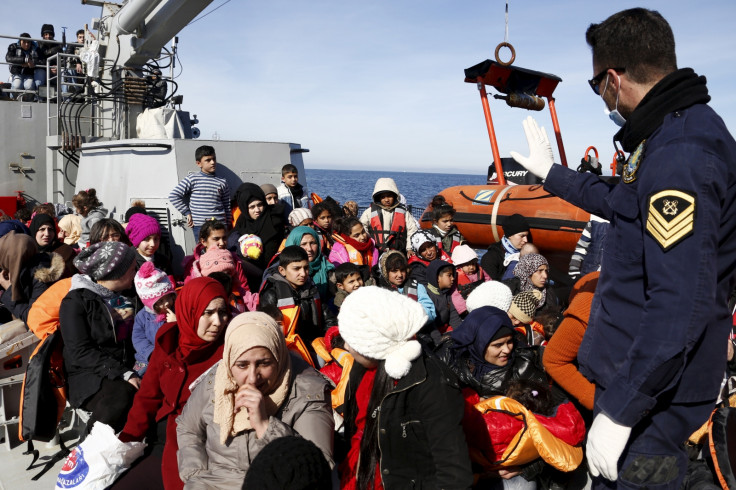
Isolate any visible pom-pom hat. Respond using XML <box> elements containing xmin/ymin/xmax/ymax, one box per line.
<box><xmin>134</xmin><ymin>261</ymin><xmax>175</xmax><ymax>311</ymax></box>
<box><xmin>338</xmin><ymin>286</ymin><xmax>427</xmax><ymax>379</ymax></box>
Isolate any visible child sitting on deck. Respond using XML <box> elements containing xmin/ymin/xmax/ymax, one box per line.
<box><xmin>451</xmin><ymin>244</ymin><xmax>490</xmax><ymax>317</ymax></box>
<box><xmin>329</xmin><ymin>216</ymin><xmax>378</xmax><ymax>267</ymax></box>
<box><xmin>375</xmin><ymin>249</ymin><xmax>436</xmax><ymax>323</ymax></box>
<box><xmin>425</xmin><ymin>260</ymin><xmax>462</xmax><ymax>340</ymax></box>
<box><xmin>277</xmin><ymin>163</ymin><xmax>310</xmax><ymax>213</ymax></box>
<box><xmin>259</xmin><ymin>245</ymin><xmax>337</xmax><ymax>351</ymax></box>
<box><xmin>408</xmin><ymin>229</ymin><xmax>451</xmax><ymax>286</ymax></box>
<box><xmin>125</xmin><ymin>213</ymin><xmax>173</xmax><ymax>275</ymax></box>
<box><xmin>132</xmin><ymin>262</ymin><xmax>176</xmax><ymax>375</ymax></box>
<box><xmin>331</xmin><ymin>262</ymin><xmax>370</xmax><ymax>312</ymax></box>
<box><xmin>359</xmin><ymin>177</ymin><xmax>419</xmax><ymax>255</ymax></box>
<box><xmin>427</xmin><ymin>195</ymin><xmax>466</xmax><ymax>253</ymax></box>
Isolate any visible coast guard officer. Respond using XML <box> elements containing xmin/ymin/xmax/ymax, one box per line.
<box><xmin>511</xmin><ymin>8</ymin><xmax>736</xmax><ymax>489</ymax></box>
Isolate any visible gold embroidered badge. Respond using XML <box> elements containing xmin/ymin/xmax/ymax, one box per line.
<box><xmin>622</xmin><ymin>140</ymin><xmax>646</xmax><ymax>184</ymax></box>
<box><xmin>646</xmin><ymin>190</ymin><xmax>696</xmax><ymax>251</ymax></box>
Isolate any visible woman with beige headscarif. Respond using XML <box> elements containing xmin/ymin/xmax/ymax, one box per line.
<box><xmin>176</xmin><ymin>311</ymin><xmax>334</xmax><ymax>489</ymax></box>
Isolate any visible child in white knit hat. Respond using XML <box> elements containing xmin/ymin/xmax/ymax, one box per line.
<box><xmin>450</xmin><ymin>244</ymin><xmax>491</xmax><ymax>317</ymax></box>
<box><xmin>337</xmin><ymin>286</ymin><xmax>473</xmax><ymax>489</ymax></box>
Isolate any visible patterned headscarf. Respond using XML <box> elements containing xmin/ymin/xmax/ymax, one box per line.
<box><xmin>513</xmin><ymin>253</ymin><xmax>549</xmax><ymax>305</ymax></box>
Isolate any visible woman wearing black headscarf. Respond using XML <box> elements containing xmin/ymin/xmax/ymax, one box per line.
<box><xmin>431</xmin><ymin>305</ymin><xmax>547</xmax><ymax>397</ymax></box>
<box><xmin>228</xmin><ymin>183</ymin><xmax>285</xmax><ymax>274</ymax></box>
<box><xmin>29</xmin><ymin>213</ymin><xmax>77</xmax><ymax>278</ymax></box>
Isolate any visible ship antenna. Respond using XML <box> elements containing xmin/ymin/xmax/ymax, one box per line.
<box><xmin>495</xmin><ymin>1</ymin><xmax>516</xmax><ymax>66</ymax></box>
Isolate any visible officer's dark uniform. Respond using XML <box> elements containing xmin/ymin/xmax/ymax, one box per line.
<box><xmin>544</xmin><ymin>68</ymin><xmax>736</xmax><ymax>489</ymax></box>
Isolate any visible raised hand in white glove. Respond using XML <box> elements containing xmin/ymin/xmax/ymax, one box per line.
<box><xmin>509</xmin><ymin>116</ymin><xmax>555</xmax><ymax>180</ymax></box>
<box><xmin>586</xmin><ymin>412</ymin><xmax>632</xmax><ymax>481</ymax></box>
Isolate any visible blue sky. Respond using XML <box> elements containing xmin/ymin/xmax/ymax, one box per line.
<box><xmin>5</xmin><ymin>1</ymin><xmax>735</xmax><ymax>174</ymax></box>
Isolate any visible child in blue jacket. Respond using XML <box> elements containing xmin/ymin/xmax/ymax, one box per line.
<box><xmin>132</xmin><ymin>261</ymin><xmax>176</xmax><ymax>375</ymax></box>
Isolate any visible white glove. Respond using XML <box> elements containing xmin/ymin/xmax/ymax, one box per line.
<box><xmin>586</xmin><ymin>412</ymin><xmax>632</xmax><ymax>481</ymax></box>
<box><xmin>509</xmin><ymin>116</ymin><xmax>555</xmax><ymax>180</ymax></box>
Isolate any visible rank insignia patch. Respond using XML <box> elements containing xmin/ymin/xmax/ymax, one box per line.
<box><xmin>646</xmin><ymin>189</ymin><xmax>695</xmax><ymax>251</ymax></box>
<box><xmin>622</xmin><ymin>140</ymin><xmax>646</xmax><ymax>184</ymax></box>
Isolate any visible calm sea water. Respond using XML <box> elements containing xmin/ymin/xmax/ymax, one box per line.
<box><xmin>305</xmin><ymin>168</ymin><xmax>486</xmax><ymax>211</ymax></box>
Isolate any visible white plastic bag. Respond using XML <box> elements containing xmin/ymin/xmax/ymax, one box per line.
<box><xmin>55</xmin><ymin>422</ymin><xmax>146</xmax><ymax>490</ymax></box>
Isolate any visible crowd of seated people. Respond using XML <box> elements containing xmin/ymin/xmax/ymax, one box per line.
<box><xmin>0</xmin><ymin>145</ymin><xmax>730</xmax><ymax>489</ymax></box>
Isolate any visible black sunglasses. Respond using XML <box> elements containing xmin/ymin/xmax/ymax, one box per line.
<box><xmin>589</xmin><ymin>67</ymin><xmax>625</xmax><ymax>95</ymax></box>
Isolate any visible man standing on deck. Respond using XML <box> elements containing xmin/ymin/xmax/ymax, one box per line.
<box><xmin>510</xmin><ymin>8</ymin><xmax>736</xmax><ymax>489</ymax></box>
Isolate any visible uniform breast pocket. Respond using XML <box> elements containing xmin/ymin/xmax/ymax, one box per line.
<box><xmin>604</xmin><ymin>184</ymin><xmax>644</xmax><ymax>262</ymax></box>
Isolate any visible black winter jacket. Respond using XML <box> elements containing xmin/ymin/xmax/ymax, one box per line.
<box><xmin>5</xmin><ymin>42</ymin><xmax>43</xmax><ymax>76</ymax></box>
<box><xmin>344</xmin><ymin>355</ymin><xmax>473</xmax><ymax>489</ymax></box>
<box><xmin>429</xmin><ymin>334</ymin><xmax>548</xmax><ymax>399</ymax></box>
<box><xmin>259</xmin><ymin>272</ymin><xmax>337</xmax><ymax>346</ymax></box>
<box><xmin>60</xmin><ymin>285</ymin><xmax>134</xmax><ymax>407</ymax></box>
<box><xmin>480</xmin><ymin>241</ymin><xmax>506</xmax><ymax>280</ymax></box>
<box><xmin>0</xmin><ymin>253</ymin><xmax>63</xmax><ymax>323</ymax></box>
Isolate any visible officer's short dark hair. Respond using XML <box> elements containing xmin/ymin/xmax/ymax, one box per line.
<box><xmin>195</xmin><ymin>145</ymin><xmax>216</xmax><ymax>162</ymax></box>
<box><xmin>586</xmin><ymin>8</ymin><xmax>676</xmax><ymax>84</ymax></box>
<box><xmin>279</xmin><ymin>245</ymin><xmax>308</xmax><ymax>268</ymax></box>
<box><xmin>76</xmin><ymin>29</ymin><xmax>84</xmax><ymax>37</ymax></box>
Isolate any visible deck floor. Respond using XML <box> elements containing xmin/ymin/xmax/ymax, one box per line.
<box><xmin>0</xmin><ymin>409</ymin><xmax>85</xmax><ymax>489</ymax></box>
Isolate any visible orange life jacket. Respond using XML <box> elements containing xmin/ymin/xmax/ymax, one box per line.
<box><xmin>470</xmin><ymin>395</ymin><xmax>584</xmax><ymax>472</ymax></box>
<box><xmin>277</xmin><ymin>302</ymin><xmax>316</xmax><ymax>368</ymax></box>
<box><xmin>456</xmin><ymin>268</ymin><xmax>486</xmax><ymax>299</ymax></box>
<box><xmin>312</xmin><ymin>337</ymin><xmax>354</xmax><ymax>411</ymax></box>
<box><xmin>333</xmin><ymin>235</ymin><xmax>375</xmax><ymax>267</ymax></box>
<box><xmin>369</xmin><ymin>204</ymin><xmax>407</xmax><ymax>252</ymax></box>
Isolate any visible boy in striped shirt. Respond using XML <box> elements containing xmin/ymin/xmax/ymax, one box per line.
<box><xmin>169</xmin><ymin>145</ymin><xmax>231</xmax><ymax>242</ymax></box>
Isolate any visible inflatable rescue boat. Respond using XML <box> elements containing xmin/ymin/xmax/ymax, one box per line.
<box><xmin>422</xmin><ymin>47</ymin><xmax>621</xmax><ymax>272</ymax></box>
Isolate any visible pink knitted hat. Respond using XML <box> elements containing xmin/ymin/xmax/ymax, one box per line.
<box><xmin>126</xmin><ymin>213</ymin><xmax>161</xmax><ymax>248</ymax></box>
<box><xmin>134</xmin><ymin>261</ymin><xmax>175</xmax><ymax>311</ymax></box>
<box><xmin>200</xmin><ymin>248</ymin><xmax>236</xmax><ymax>277</ymax></box>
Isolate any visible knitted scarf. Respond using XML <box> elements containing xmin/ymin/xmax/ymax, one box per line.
<box><xmin>615</xmin><ymin>68</ymin><xmax>710</xmax><ymax>152</ymax></box>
